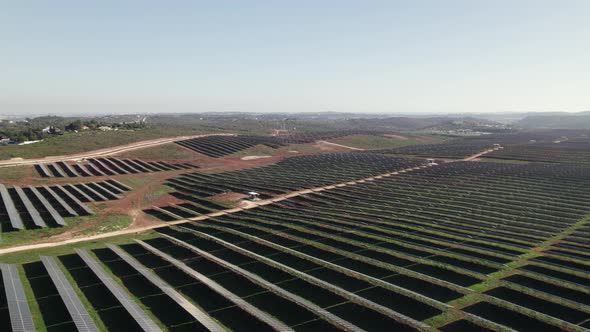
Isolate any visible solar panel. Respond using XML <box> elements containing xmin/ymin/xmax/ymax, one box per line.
<box><xmin>1</xmin><ymin>264</ymin><xmax>35</xmax><ymax>332</ymax></box>
<box><xmin>78</xmin><ymin>183</ymin><xmax>108</xmax><ymax>201</ymax></box>
<box><xmin>98</xmin><ymin>158</ymin><xmax>128</xmax><ymax>174</ymax></box>
<box><xmin>95</xmin><ymin>181</ymin><xmax>124</xmax><ymax>195</ymax></box>
<box><xmin>152</xmin><ymin>207</ymin><xmax>183</xmax><ymax>220</ymax></box>
<box><xmin>36</xmin><ymin>163</ymin><xmax>53</xmax><ymax>177</ymax></box>
<box><xmin>50</xmin><ymin>163</ymin><xmax>67</xmax><ymax>177</ymax></box>
<box><xmin>107</xmin><ymin>178</ymin><xmax>133</xmax><ymax>191</ymax></box>
<box><xmin>122</xmin><ymin>159</ymin><xmax>151</xmax><ymax>172</ymax></box>
<box><xmin>135</xmin><ymin>239</ymin><xmax>291</xmax><ymax>331</ymax></box>
<box><xmin>42</xmin><ymin>185</ymin><xmax>78</xmax><ymax>216</ymax></box>
<box><xmin>84</xmin><ymin>163</ymin><xmax>107</xmax><ymax>176</ymax></box>
<box><xmin>91</xmin><ymin>182</ymin><xmax>121</xmax><ymax>199</ymax></box>
<box><xmin>28</xmin><ymin>186</ymin><xmax>66</xmax><ymax>226</ymax></box>
<box><xmin>58</xmin><ymin>161</ymin><xmax>79</xmax><ymax>177</ymax></box>
<box><xmin>40</xmin><ymin>256</ymin><xmax>99</xmax><ymax>332</ymax></box>
<box><xmin>161</xmin><ymin>232</ymin><xmax>363</xmax><ymax>332</ymax></box>
<box><xmin>0</xmin><ymin>184</ymin><xmax>24</xmax><ymax>230</ymax></box>
<box><xmin>132</xmin><ymin>159</ymin><xmax>162</xmax><ymax>172</ymax></box>
<box><xmin>106</xmin><ymin>244</ymin><xmax>225</xmax><ymax>332</ymax></box>
<box><xmin>89</xmin><ymin>159</ymin><xmax>116</xmax><ymax>175</ymax></box>
<box><xmin>14</xmin><ymin>186</ymin><xmax>46</xmax><ymax>228</ymax></box>
<box><xmin>113</xmin><ymin>158</ymin><xmax>141</xmax><ymax>173</ymax></box>
<box><xmin>75</xmin><ymin>249</ymin><xmax>162</xmax><ymax>332</ymax></box>
<box><xmin>51</xmin><ymin>186</ymin><xmax>94</xmax><ymax>215</ymax></box>
<box><xmin>74</xmin><ymin>163</ymin><xmax>92</xmax><ymax>177</ymax></box>
<box><xmin>64</xmin><ymin>184</ymin><xmax>94</xmax><ymax>202</ymax></box>
<box><xmin>147</xmin><ymin>161</ymin><xmax>169</xmax><ymax>171</ymax></box>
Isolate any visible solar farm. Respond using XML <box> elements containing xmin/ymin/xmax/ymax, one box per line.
<box><xmin>0</xmin><ymin>130</ymin><xmax>589</xmax><ymax>332</ymax></box>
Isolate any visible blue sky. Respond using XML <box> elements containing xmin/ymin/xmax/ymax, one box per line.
<box><xmin>1</xmin><ymin>1</ymin><xmax>589</xmax><ymax>114</ymax></box>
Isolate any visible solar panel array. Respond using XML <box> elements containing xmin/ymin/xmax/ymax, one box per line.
<box><xmin>0</xmin><ymin>179</ymin><xmax>131</xmax><ymax>236</ymax></box>
<box><xmin>40</xmin><ymin>256</ymin><xmax>100</xmax><ymax>332</ymax></box>
<box><xmin>36</xmin><ymin>158</ymin><xmax>198</xmax><ymax>178</ymax></box>
<box><xmin>0</xmin><ymin>264</ymin><xmax>35</xmax><ymax>332</ymax></box>
<box><xmin>74</xmin><ymin>249</ymin><xmax>162</xmax><ymax>332</ymax></box>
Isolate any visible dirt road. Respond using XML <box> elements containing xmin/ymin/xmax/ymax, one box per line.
<box><xmin>0</xmin><ymin>133</ymin><xmax>235</xmax><ymax>168</ymax></box>
<box><xmin>462</xmin><ymin>147</ymin><xmax>500</xmax><ymax>161</ymax></box>
<box><xmin>316</xmin><ymin>140</ymin><xmax>365</xmax><ymax>151</ymax></box>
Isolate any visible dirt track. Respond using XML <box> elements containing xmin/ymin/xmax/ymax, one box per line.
<box><xmin>0</xmin><ymin>133</ymin><xmax>235</xmax><ymax>168</ymax></box>
<box><xmin>316</xmin><ymin>140</ymin><xmax>365</xmax><ymax>151</ymax></box>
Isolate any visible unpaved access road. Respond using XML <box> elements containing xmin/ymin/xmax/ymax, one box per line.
<box><xmin>0</xmin><ymin>133</ymin><xmax>235</xmax><ymax>168</ymax></box>
<box><xmin>316</xmin><ymin>140</ymin><xmax>365</xmax><ymax>151</ymax></box>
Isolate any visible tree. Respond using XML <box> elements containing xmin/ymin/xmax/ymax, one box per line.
<box><xmin>65</xmin><ymin>120</ymin><xmax>83</xmax><ymax>131</ymax></box>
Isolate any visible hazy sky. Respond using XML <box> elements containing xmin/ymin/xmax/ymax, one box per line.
<box><xmin>1</xmin><ymin>1</ymin><xmax>589</xmax><ymax>114</ymax></box>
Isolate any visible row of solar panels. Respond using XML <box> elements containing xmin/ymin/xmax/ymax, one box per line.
<box><xmin>36</xmin><ymin>158</ymin><xmax>198</xmax><ymax>178</ymax></box>
<box><xmin>0</xmin><ymin>250</ymin><xmax>162</xmax><ymax>332</ymax></box>
<box><xmin>0</xmin><ymin>238</ymin><xmax>289</xmax><ymax>332</ymax></box>
<box><xmin>0</xmin><ymin>179</ymin><xmax>131</xmax><ymax>232</ymax></box>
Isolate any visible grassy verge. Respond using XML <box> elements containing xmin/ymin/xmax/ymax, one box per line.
<box><xmin>0</xmin><ymin>210</ymin><xmax>133</xmax><ymax>248</ymax></box>
<box><xmin>231</xmin><ymin>145</ymin><xmax>280</xmax><ymax>157</ymax></box>
<box><xmin>117</xmin><ymin>143</ymin><xmax>198</xmax><ymax>160</ymax></box>
<box><xmin>0</xmin><ymin>165</ymin><xmax>30</xmax><ymax>182</ymax></box>
<box><xmin>0</xmin><ymin>231</ymin><xmax>159</xmax><ymax>264</ymax></box>
<box><xmin>1</xmin><ymin>216</ymin><xmax>86</xmax><ymax>247</ymax></box>
<box><xmin>118</xmin><ymin>176</ymin><xmax>153</xmax><ymax>189</ymax></box>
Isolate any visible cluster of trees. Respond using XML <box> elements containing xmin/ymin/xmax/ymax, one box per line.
<box><xmin>0</xmin><ymin>116</ymin><xmax>147</xmax><ymax>143</ymax></box>
<box><xmin>0</xmin><ymin>124</ymin><xmax>46</xmax><ymax>142</ymax></box>
<box><xmin>64</xmin><ymin>119</ymin><xmax>145</xmax><ymax>131</ymax></box>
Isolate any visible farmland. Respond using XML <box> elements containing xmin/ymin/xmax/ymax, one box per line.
<box><xmin>0</xmin><ymin>128</ymin><xmax>589</xmax><ymax>331</ymax></box>
<box><xmin>0</xmin><ymin>127</ymin><xmax>211</xmax><ymax>161</ymax></box>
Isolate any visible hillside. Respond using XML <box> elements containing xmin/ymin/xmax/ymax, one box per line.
<box><xmin>518</xmin><ymin>112</ymin><xmax>590</xmax><ymax>129</ymax></box>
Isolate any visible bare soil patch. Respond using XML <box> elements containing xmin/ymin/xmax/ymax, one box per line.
<box><xmin>383</xmin><ymin>134</ymin><xmax>408</xmax><ymax>140</ymax></box>
<box><xmin>241</xmin><ymin>155</ymin><xmax>272</xmax><ymax>160</ymax></box>
<box><xmin>314</xmin><ymin>141</ymin><xmax>354</xmax><ymax>152</ymax></box>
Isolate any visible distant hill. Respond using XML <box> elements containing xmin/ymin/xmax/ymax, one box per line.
<box><xmin>346</xmin><ymin>117</ymin><xmax>446</xmax><ymax>130</ymax></box>
<box><xmin>346</xmin><ymin>116</ymin><xmax>506</xmax><ymax>132</ymax></box>
<box><xmin>518</xmin><ymin>112</ymin><xmax>590</xmax><ymax>129</ymax></box>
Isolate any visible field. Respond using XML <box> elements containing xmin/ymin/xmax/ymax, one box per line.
<box><xmin>1</xmin><ymin>129</ymin><xmax>589</xmax><ymax>331</ymax></box>
<box><xmin>0</xmin><ymin>166</ymin><xmax>29</xmax><ymax>182</ymax></box>
<box><xmin>0</xmin><ymin>128</ymin><xmax>209</xmax><ymax>160</ymax></box>
<box><xmin>326</xmin><ymin>134</ymin><xmax>429</xmax><ymax>150</ymax></box>
<box><xmin>116</xmin><ymin>143</ymin><xmax>200</xmax><ymax>161</ymax></box>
